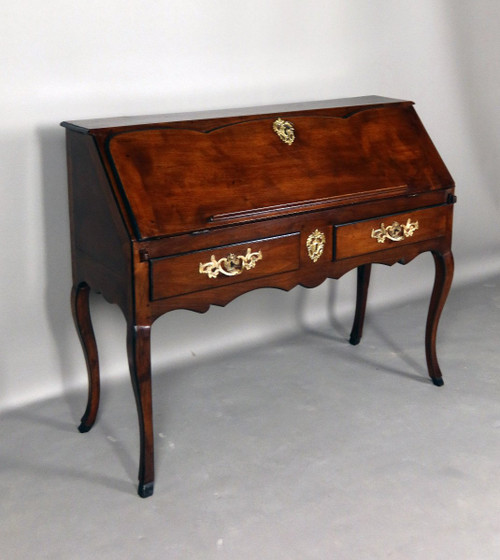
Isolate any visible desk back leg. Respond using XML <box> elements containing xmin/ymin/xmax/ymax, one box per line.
<box><xmin>71</xmin><ymin>282</ymin><xmax>101</xmax><ymax>433</ymax></box>
<box><xmin>127</xmin><ymin>323</ymin><xmax>155</xmax><ymax>498</ymax></box>
<box><xmin>349</xmin><ymin>264</ymin><xmax>372</xmax><ymax>345</ymax></box>
<box><xmin>426</xmin><ymin>250</ymin><xmax>454</xmax><ymax>386</ymax></box>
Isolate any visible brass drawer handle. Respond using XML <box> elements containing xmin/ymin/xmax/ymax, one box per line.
<box><xmin>371</xmin><ymin>218</ymin><xmax>419</xmax><ymax>243</ymax></box>
<box><xmin>273</xmin><ymin>118</ymin><xmax>295</xmax><ymax>145</ymax></box>
<box><xmin>199</xmin><ymin>248</ymin><xmax>263</xmax><ymax>279</ymax></box>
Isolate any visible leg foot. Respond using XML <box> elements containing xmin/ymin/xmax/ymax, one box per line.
<box><xmin>425</xmin><ymin>250</ymin><xmax>454</xmax><ymax>385</ymax></box>
<box><xmin>71</xmin><ymin>283</ymin><xmax>100</xmax><ymax>431</ymax></box>
<box><xmin>127</xmin><ymin>323</ymin><xmax>155</xmax><ymax>498</ymax></box>
<box><xmin>138</xmin><ymin>481</ymin><xmax>154</xmax><ymax>498</ymax></box>
<box><xmin>349</xmin><ymin>264</ymin><xmax>372</xmax><ymax>345</ymax></box>
<box><xmin>78</xmin><ymin>423</ymin><xmax>93</xmax><ymax>433</ymax></box>
<box><xmin>349</xmin><ymin>333</ymin><xmax>362</xmax><ymax>346</ymax></box>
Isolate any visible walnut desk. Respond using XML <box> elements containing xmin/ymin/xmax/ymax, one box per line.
<box><xmin>61</xmin><ymin>96</ymin><xmax>455</xmax><ymax>497</ymax></box>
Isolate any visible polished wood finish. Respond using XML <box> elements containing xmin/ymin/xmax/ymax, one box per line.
<box><xmin>150</xmin><ymin>233</ymin><xmax>301</xmax><ymax>301</ymax></box>
<box><xmin>105</xmin><ymin>104</ymin><xmax>450</xmax><ymax>239</ymax></box>
<box><xmin>426</xmin><ymin>250</ymin><xmax>455</xmax><ymax>386</ymax></box>
<box><xmin>349</xmin><ymin>264</ymin><xmax>372</xmax><ymax>346</ymax></box>
<box><xmin>62</xmin><ymin>96</ymin><xmax>455</xmax><ymax>497</ymax></box>
<box><xmin>334</xmin><ymin>205</ymin><xmax>451</xmax><ymax>260</ymax></box>
<box><xmin>71</xmin><ymin>282</ymin><xmax>100</xmax><ymax>433</ymax></box>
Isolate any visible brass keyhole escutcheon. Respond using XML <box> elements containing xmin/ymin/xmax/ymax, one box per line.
<box><xmin>273</xmin><ymin>118</ymin><xmax>295</xmax><ymax>145</ymax></box>
<box><xmin>306</xmin><ymin>229</ymin><xmax>326</xmax><ymax>262</ymax></box>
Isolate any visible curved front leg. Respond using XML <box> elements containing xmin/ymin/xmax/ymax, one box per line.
<box><xmin>426</xmin><ymin>250</ymin><xmax>454</xmax><ymax>386</ymax></box>
<box><xmin>349</xmin><ymin>264</ymin><xmax>372</xmax><ymax>345</ymax></box>
<box><xmin>127</xmin><ymin>323</ymin><xmax>155</xmax><ymax>498</ymax></box>
<box><xmin>71</xmin><ymin>282</ymin><xmax>100</xmax><ymax>433</ymax></box>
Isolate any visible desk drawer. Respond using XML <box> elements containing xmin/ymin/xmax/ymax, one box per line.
<box><xmin>334</xmin><ymin>205</ymin><xmax>449</xmax><ymax>260</ymax></box>
<box><xmin>150</xmin><ymin>233</ymin><xmax>300</xmax><ymax>300</ymax></box>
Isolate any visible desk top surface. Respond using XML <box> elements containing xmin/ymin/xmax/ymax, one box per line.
<box><xmin>61</xmin><ymin>95</ymin><xmax>410</xmax><ymax>134</ymax></box>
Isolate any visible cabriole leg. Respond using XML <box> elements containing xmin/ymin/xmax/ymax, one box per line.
<box><xmin>426</xmin><ymin>250</ymin><xmax>454</xmax><ymax>386</ymax></box>
<box><xmin>127</xmin><ymin>323</ymin><xmax>155</xmax><ymax>498</ymax></box>
<box><xmin>71</xmin><ymin>282</ymin><xmax>100</xmax><ymax>433</ymax></box>
<box><xmin>349</xmin><ymin>264</ymin><xmax>372</xmax><ymax>345</ymax></box>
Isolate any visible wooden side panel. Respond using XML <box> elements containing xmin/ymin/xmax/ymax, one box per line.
<box><xmin>66</xmin><ymin>131</ymin><xmax>132</xmax><ymax>315</ymax></box>
<box><xmin>106</xmin><ymin>105</ymin><xmax>453</xmax><ymax>239</ymax></box>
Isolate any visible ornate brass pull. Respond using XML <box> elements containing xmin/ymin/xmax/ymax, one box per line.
<box><xmin>273</xmin><ymin>118</ymin><xmax>295</xmax><ymax>145</ymax></box>
<box><xmin>371</xmin><ymin>218</ymin><xmax>419</xmax><ymax>243</ymax></box>
<box><xmin>199</xmin><ymin>248</ymin><xmax>263</xmax><ymax>279</ymax></box>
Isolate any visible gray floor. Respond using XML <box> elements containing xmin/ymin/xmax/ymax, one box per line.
<box><xmin>1</xmin><ymin>274</ymin><xmax>500</xmax><ymax>559</ymax></box>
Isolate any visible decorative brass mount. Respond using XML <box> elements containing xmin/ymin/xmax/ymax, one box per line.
<box><xmin>199</xmin><ymin>248</ymin><xmax>263</xmax><ymax>278</ymax></box>
<box><xmin>273</xmin><ymin>118</ymin><xmax>295</xmax><ymax>145</ymax></box>
<box><xmin>306</xmin><ymin>229</ymin><xmax>326</xmax><ymax>262</ymax></box>
<box><xmin>371</xmin><ymin>218</ymin><xmax>419</xmax><ymax>243</ymax></box>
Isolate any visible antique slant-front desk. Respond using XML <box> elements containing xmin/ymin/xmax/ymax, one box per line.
<box><xmin>62</xmin><ymin>96</ymin><xmax>455</xmax><ymax>497</ymax></box>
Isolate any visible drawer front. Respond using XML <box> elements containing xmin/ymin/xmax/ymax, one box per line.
<box><xmin>150</xmin><ymin>233</ymin><xmax>300</xmax><ymax>300</ymax></box>
<box><xmin>334</xmin><ymin>205</ymin><xmax>450</xmax><ymax>260</ymax></box>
